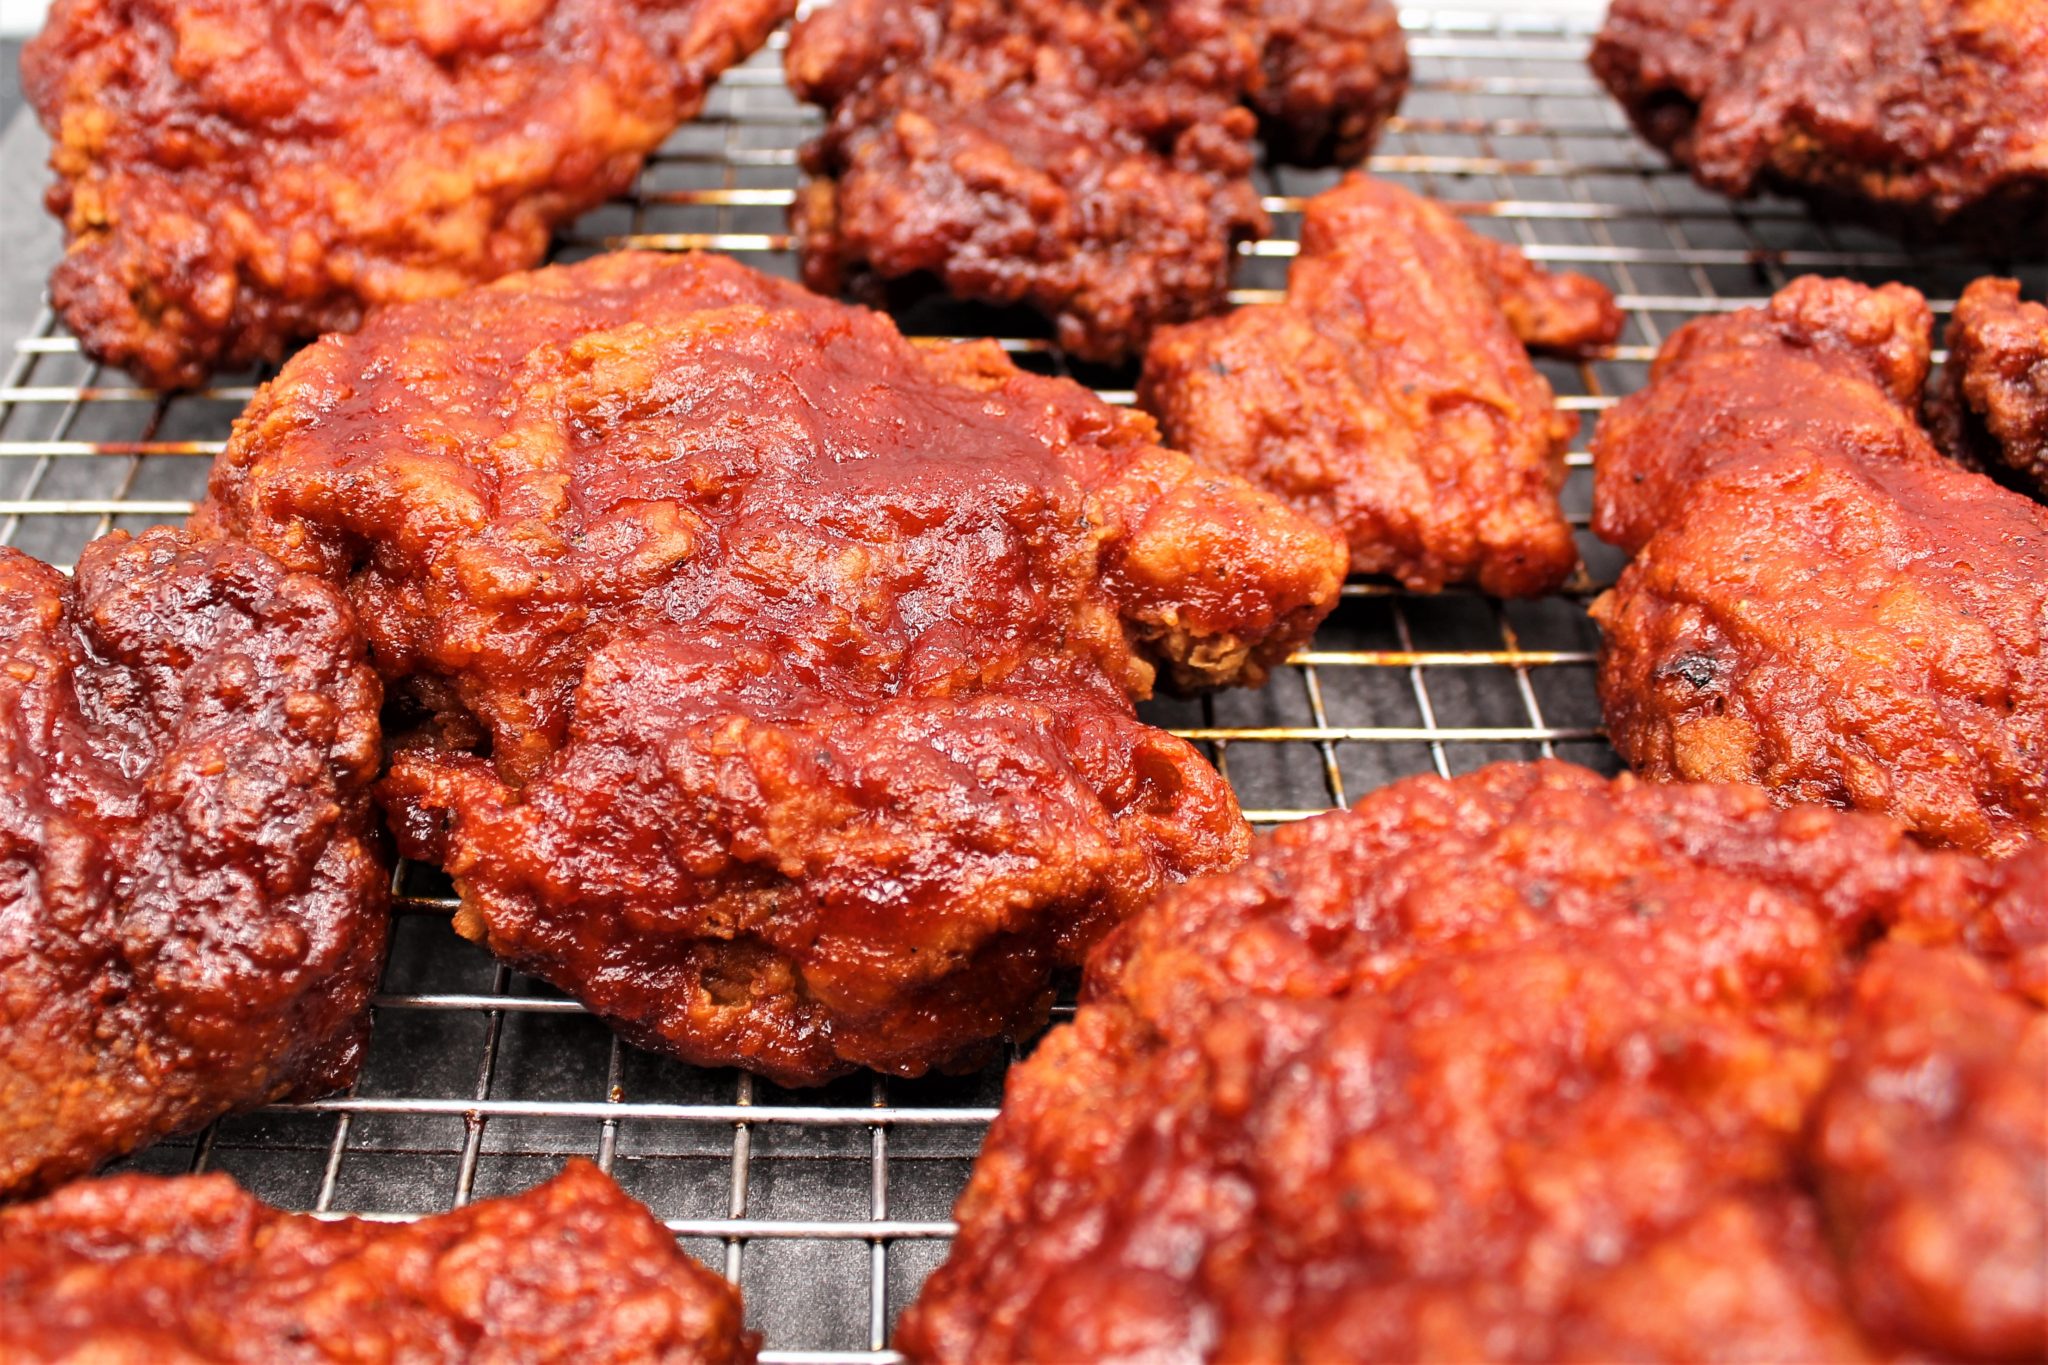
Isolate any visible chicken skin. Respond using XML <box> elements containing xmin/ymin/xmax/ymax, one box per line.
<box><xmin>194</xmin><ymin>251</ymin><xmax>1345</xmax><ymax>1086</ymax></box>
<box><xmin>785</xmin><ymin>0</ymin><xmax>1409</xmax><ymax>363</ymax></box>
<box><xmin>21</xmin><ymin>0</ymin><xmax>794</xmax><ymax>389</ymax></box>
<box><xmin>1591</xmin><ymin>276</ymin><xmax>2048</xmax><ymax>859</ymax></box>
<box><xmin>1927</xmin><ymin>277</ymin><xmax>2048</xmax><ymax>502</ymax></box>
<box><xmin>0</xmin><ymin>529</ymin><xmax>386</xmax><ymax>1200</ymax></box>
<box><xmin>900</xmin><ymin>761</ymin><xmax>2048</xmax><ymax>1364</ymax></box>
<box><xmin>1139</xmin><ymin>174</ymin><xmax>1621</xmax><ymax>597</ymax></box>
<box><xmin>1590</xmin><ymin>0</ymin><xmax>2048</xmax><ymax>241</ymax></box>
<box><xmin>0</xmin><ymin>1160</ymin><xmax>757</xmax><ymax>1363</ymax></box>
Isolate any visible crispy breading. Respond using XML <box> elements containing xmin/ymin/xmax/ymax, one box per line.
<box><xmin>1927</xmin><ymin>278</ymin><xmax>2048</xmax><ymax>502</ymax></box>
<box><xmin>1814</xmin><ymin>946</ymin><xmax>2048</xmax><ymax>1361</ymax></box>
<box><xmin>1590</xmin><ymin>0</ymin><xmax>2048</xmax><ymax>241</ymax></box>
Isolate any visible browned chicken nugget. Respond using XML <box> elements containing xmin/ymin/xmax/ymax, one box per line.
<box><xmin>0</xmin><ymin>528</ymin><xmax>385</xmax><ymax>1200</ymax></box>
<box><xmin>1590</xmin><ymin>0</ymin><xmax>2048</xmax><ymax>242</ymax></box>
<box><xmin>0</xmin><ymin>1160</ymin><xmax>757</xmax><ymax>1362</ymax></box>
<box><xmin>899</xmin><ymin>761</ymin><xmax>2048</xmax><ymax>1363</ymax></box>
<box><xmin>22</xmin><ymin>0</ymin><xmax>793</xmax><ymax>389</ymax></box>
<box><xmin>194</xmin><ymin>251</ymin><xmax>1345</xmax><ymax>1086</ymax></box>
<box><xmin>785</xmin><ymin>0</ymin><xmax>1409</xmax><ymax>363</ymax></box>
<box><xmin>1590</xmin><ymin>276</ymin><xmax>2048</xmax><ymax>858</ymax></box>
<box><xmin>1139</xmin><ymin>174</ymin><xmax>1620</xmax><ymax>597</ymax></box>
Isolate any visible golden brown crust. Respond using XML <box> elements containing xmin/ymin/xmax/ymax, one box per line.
<box><xmin>0</xmin><ymin>1160</ymin><xmax>758</xmax><ymax>1363</ymax></box>
<box><xmin>21</xmin><ymin>0</ymin><xmax>794</xmax><ymax>388</ymax></box>
<box><xmin>1139</xmin><ymin>175</ymin><xmax>1616</xmax><ymax>596</ymax></box>
<box><xmin>195</xmin><ymin>251</ymin><xmax>1342</xmax><ymax>1085</ymax></box>
<box><xmin>785</xmin><ymin>0</ymin><xmax>1408</xmax><ymax>363</ymax></box>
<box><xmin>899</xmin><ymin>761</ymin><xmax>2048</xmax><ymax>1363</ymax></box>
<box><xmin>0</xmin><ymin>529</ymin><xmax>386</xmax><ymax>1200</ymax></box>
<box><xmin>1590</xmin><ymin>276</ymin><xmax>2048</xmax><ymax>858</ymax></box>
<box><xmin>1590</xmin><ymin>0</ymin><xmax>2048</xmax><ymax>241</ymax></box>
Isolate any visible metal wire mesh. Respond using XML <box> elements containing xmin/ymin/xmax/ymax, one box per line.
<box><xmin>2</xmin><ymin>9</ymin><xmax>2042</xmax><ymax>1360</ymax></box>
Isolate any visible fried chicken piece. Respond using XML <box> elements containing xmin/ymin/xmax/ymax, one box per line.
<box><xmin>0</xmin><ymin>1160</ymin><xmax>757</xmax><ymax>1362</ymax></box>
<box><xmin>1460</xmin><ymin>228</ymin><xmax>1628</xmax><ymax>358</ymax></box>
<box><xmin>785</xmin><ymin>0</ymin><xmax>1409</xmax><ymax>363</ymax></box>
<box><xmin>193</xmin><ymin>251</ymin><xmax>1344</xmax><ymax>1085</ymax></box>
<box><xmin>1245</xmin><ymin>0</ymin><xmax>1411</xmax><ymax>165</ymax></box>
<box><xmin>1590</xmin><ymin>277</ymin><xmax>2048</xmax><ymax>859</ymax></box>
<box><xmin>1927</xmin><ymin>278</ymin><xmax>2048</xmax><ymax>502</ymax></box>
<box><xmin>1138</xmin><ymin>175</ymin><xmax>1619</xmax><ymax>597</ymax></box>
<box><xmin>1589</xmin><ymin>0</ymin><xmax>2048</xmax><ymax>242</ymax></box>
<box><xmin>898</xmin><ymin>761</ymin><xmax>2048</xmax><ymax>1364</ymax></box>
<box><xmin>0</xmin><ymin>529</ymin><xmax>386</xmax><ymax>1200</ymax></box>
<box><xmin>21</xmin><ymin>0</ymin><xmax>794</xmax><ymax>390</ymax></box>
<box><xmin>1815</xmin><ymin>946</ymin><xmax>2048</xmax><ymax>1361</ymax></box>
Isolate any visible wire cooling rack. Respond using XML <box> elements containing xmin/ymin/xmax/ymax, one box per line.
<box><xmin>2</xmin><ymin>8</ymin><xmax>2043</xmax><ymax>1360</ymax></box>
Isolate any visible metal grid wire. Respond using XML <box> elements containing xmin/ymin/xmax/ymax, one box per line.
<box><xmin>2</xmin><ymin>9</ymin><xmax>2043</xmax><ymax>1360</ymax></box>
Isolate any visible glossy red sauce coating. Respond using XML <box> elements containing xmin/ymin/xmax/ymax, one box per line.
<box><xmin>0</xmin><ymin>1160</ymin><xmax>757</xmax><ymax>1363</ymax></box>
<box><xmin>1141</xmin><ymin>174</ymin><xmax>1619</xmax><ymax>597</ymax></box>
<box><xmin>1928</xmin><ymin>277</ymin><xmax>2048</xmax><ymax>503</ymax></box>
<box><xmin>0</xmin><ymin>528</ymin><xmax>386</xmax><ymax>1199</ymax></box>
<box><xmin>786</xmin><ymin>0</ymin><xmax>1408</xmax><ymax>362</ymax></box>
<box><xmin>1591</xmin><ymin>0</ymin><xmax>2048</xmax><ymax>243</ymax></box>
<box><xmin>1815</xmin><ymin>945</ymin><xmax>2048</xmax><ymax>1359</ymax></box>
<box><xmin>900</xmin><ymin>761</ymin><xmax>2048</xmax><ymax>1363</ymax></box>
<box><xmin>195</xmin><ymin>251</ymin><xmax>1345</xmax><ymax>1084</ymax></box>
<box><xmin>1591</xmin><ymin>275</ymin><xmax>2048</xmax><ymax>858</ymax></box>
<box><xmin>22</xmin><ymin>0</ymin><xmax>794</xmax><ymax>387</ymax></box>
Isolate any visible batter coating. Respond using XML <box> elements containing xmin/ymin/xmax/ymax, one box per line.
<box><xmin>23</xmin><ymin>0</ymin><xmax>794</xmax><ymax>388</ymax></box>
<box><xmin>0</xmin><ymin>529</ymin><xmax>385</xmax><ymax>1199</ymax></box>
<box><xmin>0</xmin><ymin>1160</ymin><xmax>757</xmax><ymax>1362</ymax></box>
<box><xmin>196</xmin><ymin>251</ymin><xmax>1345</xmax><ymax>1085</ymax></box>
<box><xmin>899</xmin><ymin>761</ymin><xmax>2047</xmax><ymax>1363</ymax></box>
